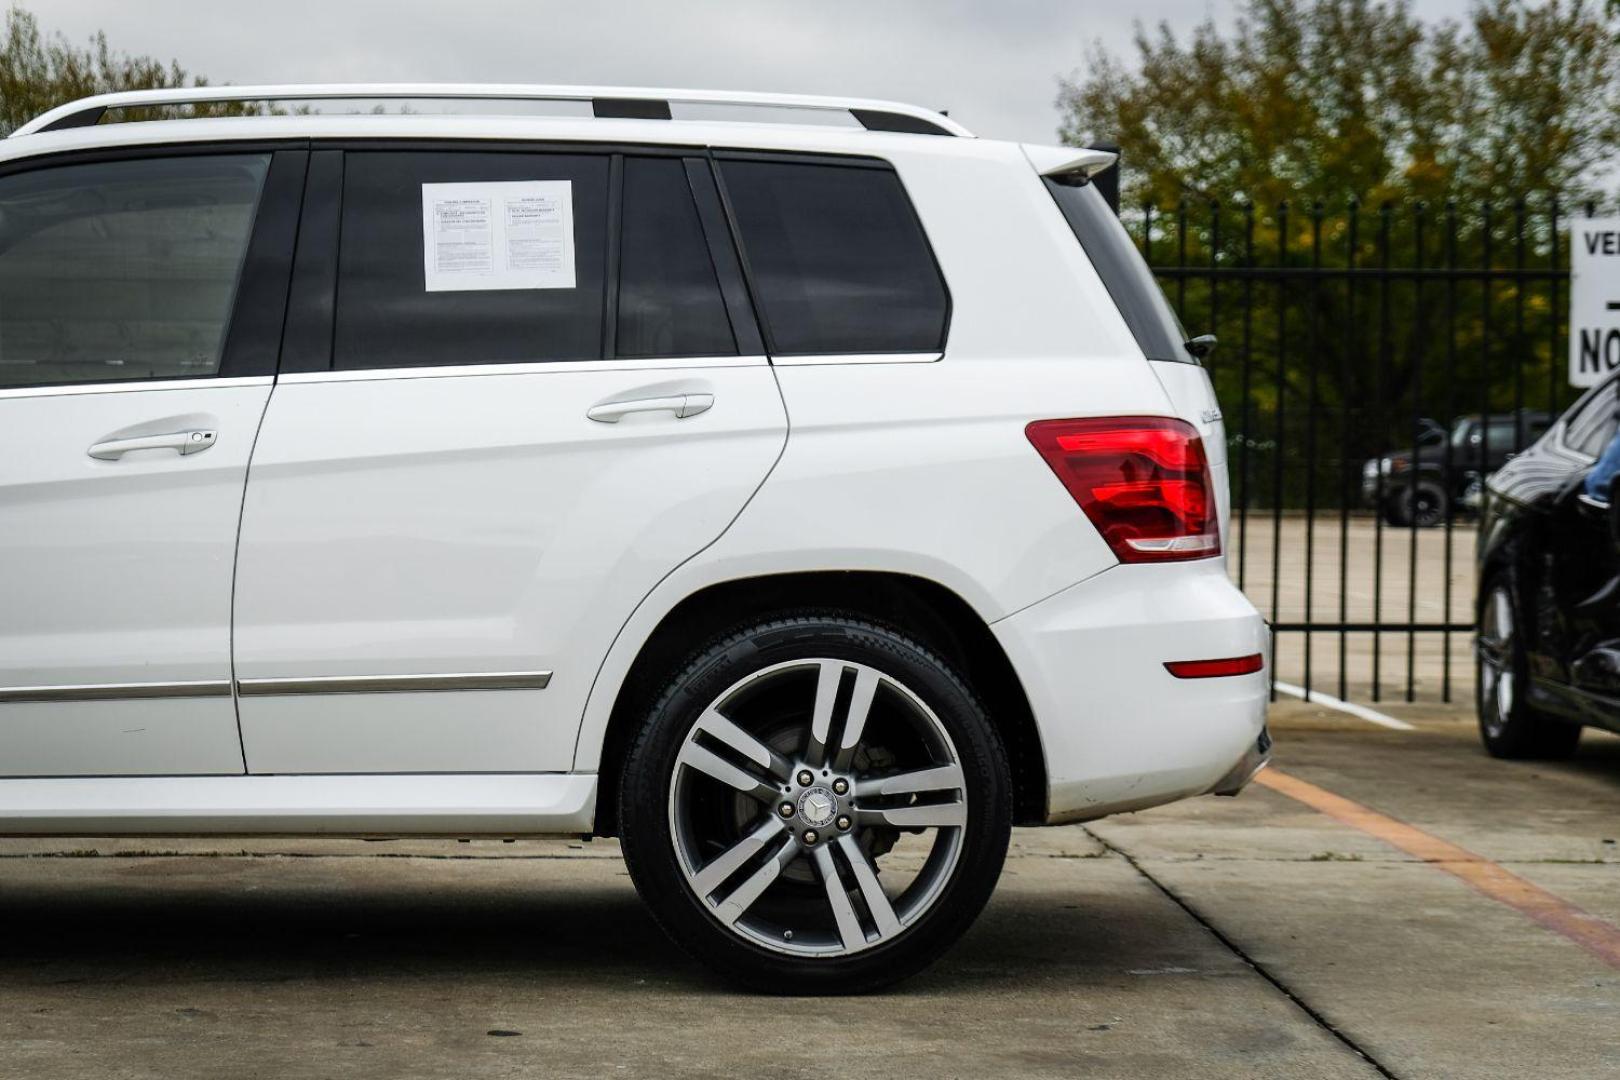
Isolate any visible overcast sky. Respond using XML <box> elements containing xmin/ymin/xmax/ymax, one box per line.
<box><xmin>40</xmin><ymin>0</ymin><xmax>1478</xmax><ymax>145</ymax></box>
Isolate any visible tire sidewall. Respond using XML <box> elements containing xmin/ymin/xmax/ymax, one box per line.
<box><xmin>618</xmin><ymin>615</ymin><xmax>1012</xmax><ymax>993</ymax></box>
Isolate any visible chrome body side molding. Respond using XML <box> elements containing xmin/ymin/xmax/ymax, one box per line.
<box><xmin>0</xmin><ymin>681</ymin><xmax>232</xmax><ymax>704</ymax></box>
<box><xmin>234</xmin><ymin>671</ymin><xmax>553</xmax><ymax>696</ymax></box>
<box><xmin>0</xmin><ymin>672</ymin><xmax>552</xmax><ymax>704</ymax></box>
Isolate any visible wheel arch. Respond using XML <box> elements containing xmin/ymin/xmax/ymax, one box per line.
<box><xmin>587</xmin><ymin>570</ymin><xmax>1049</xmax><ymax>836</ymax></box>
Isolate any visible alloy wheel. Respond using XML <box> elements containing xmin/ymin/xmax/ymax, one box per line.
<box><xmin>1478</xmin><ymin>586</ymin><xmax>1515</xmax><ymax>738</ymax></box>
<box><xmin>666</xmin><ymin>658</ymin><xmax>967</xmax><ymax>958</ymax></box>
<box><xmin>1408</xmin><ymin>485</ymin><xmax>1447</xmax><ymax>528</ymax></box>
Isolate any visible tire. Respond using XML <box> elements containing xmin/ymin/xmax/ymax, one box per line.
<box><xmin>1383</xmin><ymin>489</ymin><xmax>1411</xmax><ymax>527</ymax></box>
<box><xmin>1476</xmin><ymin>580</ymin><xmax>1581</xmax><ymax>759</ymax></box>
<box><xmin>618</xmin><ymin>613</ymin><xmax>1013</xmax><ymax>993</ymax></box>
<box><xmin>1395</xmin><ymin>480</ymin><xmax>1448</xmax><ymax>528</ymax></box>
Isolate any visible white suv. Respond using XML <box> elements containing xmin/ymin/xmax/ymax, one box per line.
<box><xmin>0</xmin><ymin>85</ymin><xmax>1268</xmax><ymax>991</ymax></box>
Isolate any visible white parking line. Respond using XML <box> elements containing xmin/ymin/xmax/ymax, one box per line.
<box><xmin>1271</xmin><ymin>681</ymin><xmax>1417</xmax><ymax>731</ymax></box>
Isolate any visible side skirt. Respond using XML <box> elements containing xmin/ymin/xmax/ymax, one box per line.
<box><xmin>1528</xmin><ymin>676</ymin><xmax>1620</xmax><ymax>733</ymax></box>
<box><xmin>0</xmin><ymin>773</ymin><xmax>596</xmax><ymax>837</ymax></box>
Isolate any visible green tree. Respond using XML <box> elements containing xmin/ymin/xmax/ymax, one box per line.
<box><xmin>1058</xmin><ymin>1</ymin><xmax>1618</xmax><ymax>511</ymax></box>
<box><xmin>0</xmin><ymin>4</ymin><xmax>245</xmax><ymax>136</ymax></box>
<box><xmin>1058</xmin><ymin>0</ymin><xmax>1620</xmax><ymax>210</ymax></box>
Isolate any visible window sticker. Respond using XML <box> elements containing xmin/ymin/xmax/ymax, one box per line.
<box><xmin>420</xmin><ymin>180</ymin><xmax>575</xmax><ymax>291</ymax></box>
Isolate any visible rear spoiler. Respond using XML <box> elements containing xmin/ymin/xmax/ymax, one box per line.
<box><xmin>1020</xmin><ymin>144</ymin><xmax>1118</xmax><ymax>181</ymax></box>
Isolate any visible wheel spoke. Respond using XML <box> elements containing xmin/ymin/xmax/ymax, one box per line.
<box><xmin>837</xmin><ymin>834</ymin><xmax>901</xmax><ymax>940</ymax></box>
<box><xmin>1486</xmin><ymin>591</ymin><xmax>1513</xmax><ymax>644</ymax></box>
<box><xmin>857</xmin><ymin>801</ymin><xmax>967</xmax><ymax>829</ymax></box>
<box><xmin>855</xmin><ymin>762</ymin><xmax>964</xmax><ymax>799</ymax></box>
<box><xmin>713</xmin><ymin>835</ymin><xmax>798</xmax><ymax>926</ymax></box>
<box><xmin>832</xmin><ymin>666</ymin><xmax>880</xmax><ymax>770</ymax></box>
<box><xmin>677</xmin><ymin>741</ymin><xmax>780</xmax><ymax>803</ymax></box>
<box><xmin>692</xmin><ymin>708</ymin><xmax>792</xmax><ymax>781</ymax></box>
<box><xmin>690</xmin><ymin>816</ymin><xmax>787</xmax><ymax>898</ymax></box>
<box><xmin>813</xmin><ymin>844</ymin><xmax>867</xmax><ymax>952</ymax></box>
<box><xmin>806</xmin><ymin>661</ymin><xmax>842</xmax><ymax>767</ymax></box>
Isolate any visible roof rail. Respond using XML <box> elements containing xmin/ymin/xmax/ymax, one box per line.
<box><xmin>11</xmin><ymin>83</ymin><xmax>973</xmax><ymax>139</ymax></box>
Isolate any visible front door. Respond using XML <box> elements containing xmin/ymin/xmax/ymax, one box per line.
<box><xmin>0</xmin><ymin>149</ymin><xmax>302</xmax><ymax>775</ymax></box>
<box><xmin>232</xmin><ymin>147</ymin><xmax>786</xmax><ymax>773</ymax></box>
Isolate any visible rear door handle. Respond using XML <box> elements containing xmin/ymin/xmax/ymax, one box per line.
<box><xmin>586</xmin><ymin>394</ymin><xmax>714</xmax><ymax>424</ymax></box>
<box><xmin>87</xmin><ymin>429</ymin><xmax>217</xmax><ymax>461</ymax></box>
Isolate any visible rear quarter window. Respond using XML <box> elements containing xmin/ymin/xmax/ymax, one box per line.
<box><xmin>718</xmin><ymin>157</ymin><xmax>948</xmax><ymax>356</ymax></box>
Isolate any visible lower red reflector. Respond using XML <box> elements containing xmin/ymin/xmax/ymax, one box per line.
<box><xmin>1164</xmin><ymin>654</ymin><xmax>1265</xmax><ymax>679</ymax></box>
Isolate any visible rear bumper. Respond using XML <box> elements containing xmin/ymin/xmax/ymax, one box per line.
<box><xmin>1210</xmin><ymin>725</ymin><xmax>1271</xmax><ymax>796</ymax></box>
<box><xmin>991</xmin><ymin>558</ymin><xmax>1270</xmax><ymax>824</ymax></box>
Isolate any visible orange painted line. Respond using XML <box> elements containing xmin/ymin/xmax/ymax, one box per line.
<box><xmin>1256</xmin><ymin>768</ymin><xmax>1620</xmax><ymax>969</ymax></box>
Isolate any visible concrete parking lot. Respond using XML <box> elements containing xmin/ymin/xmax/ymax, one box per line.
<box><xmin>2</xmin><ymin>702</ymin><xmax>1616</xmax><ymax>1079</ymax></box>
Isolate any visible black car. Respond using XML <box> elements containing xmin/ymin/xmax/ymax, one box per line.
<box><xmin>1475</xmin><ymin>378</ymin><xmax>1620</xmax><ymax>757</ymax></box>
<box><xmin>1363</xmin><ymin>411</ymin><xmax>1553</xmax><ymax>527</ymax></box>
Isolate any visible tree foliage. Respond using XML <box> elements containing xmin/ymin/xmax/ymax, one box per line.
<box><xmin>1058</xmin><ymin>0</ymin><xmax>1620</xmax><ymax>209</ymax></box>
<box><xmin>0</xmin><ymin>4</ymin><xmax>241</xmax><ymax>136</ymax></box>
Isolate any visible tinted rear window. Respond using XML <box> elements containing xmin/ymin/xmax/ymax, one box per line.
<box><xmin>334</xmin><ymin>151</ymin><xmax>608</xmax><ymax>369</ymax></box>
<box><xmin>719</xmin><ymin>158</ymin><xmax>948</xmax><ymax>355</ymax></box>
<box><xmin>1044</xmin><ymin>177</ymin><xmax>1189</xmax><ymax>363</ymax></box>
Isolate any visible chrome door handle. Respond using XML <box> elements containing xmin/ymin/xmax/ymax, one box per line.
<box><xmin>586</xmin><ymin>394</ymin><xmax>714</xmax><ymax>423</ymax></box>
<box><xmin>87</xmin><ymin>429</ymin><xmax>217</xmax><ymax>461</ymax></box>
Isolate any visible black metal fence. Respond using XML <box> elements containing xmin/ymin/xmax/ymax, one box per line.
<box><xmin>1139</xmin><ymin>197</ymin><xmax>1589</xmax><ymax>704</ymax></box>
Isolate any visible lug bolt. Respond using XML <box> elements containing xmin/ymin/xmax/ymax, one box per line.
<box><xmin>797</xmin><ymin>769</ymin><xmax>814</xmax><ymax>786</ymax></box>
<box><xmin>779</xmin><ymin>802</ymin><xmax>795</xmax><ymax>818</ymax></box>
<box><xmin>836</xmin><ymin>815</ymin><xmax>852</xmax><ymax>831</ymax></box>
<box><xmin>832</xmin><ymin>778</ymin><xmax>849</xmax><ymax>795</ymax></box>
<box><xmin>802</xmin><ymin>830</ymin><xmax>819</xmax><ymax>845</ymax></box>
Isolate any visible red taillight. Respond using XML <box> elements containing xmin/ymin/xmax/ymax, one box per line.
<box><xmin>1164</xmin><ymin>654</ymin><xmax>1265</xmax><ymax>678</ymax></box>
<box><xmin>1026</xmin><ymin>417</ymin><xmax>1220</xmax><ymax>562</ymax></box>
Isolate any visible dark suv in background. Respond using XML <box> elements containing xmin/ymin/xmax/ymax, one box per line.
<box><xmin>1362</xmin><ymin>411</ymin><xmax>1553</xmax><ymax>527</ymax></box>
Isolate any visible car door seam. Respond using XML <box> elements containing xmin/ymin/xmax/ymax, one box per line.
<box><xmin>567</xmin><ymin>362</ymin><xmax>794</xmax><ymax>771</ymax></box>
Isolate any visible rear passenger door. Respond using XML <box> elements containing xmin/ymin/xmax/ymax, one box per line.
<box><xmin>0</xmin><ymin>148</ymin><xmax>301</xmax><ymax>777</ymax></box>
<box><xmin>232</xmin><ymin>147</ymin><xmax>786</xmax><ymax>774</ymax></box>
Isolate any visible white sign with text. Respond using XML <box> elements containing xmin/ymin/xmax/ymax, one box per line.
<box><xmin>420</xmin><ymin>180</ymin><xmax>575</xmax><ymax>292</ymax></box>
<box><xmin>1570</xmin><ymin>215</ymin><xmax>1620</xmax><ymax>388</ymax></box>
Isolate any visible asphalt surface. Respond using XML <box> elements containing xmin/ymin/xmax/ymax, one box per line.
<box><xmin>2</xmin><ymin>701</ymin><xmax>1616</xmax><ymax>1079</ymax></box>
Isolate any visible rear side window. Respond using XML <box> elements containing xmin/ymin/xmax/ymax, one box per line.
<box><xmin>719</xmin><ymin>158</ymin><xmax>947</xmax><ymax>355</ymax></box>
<box><xmin>0</xmin><ymin>154</ymin><xmax>268</xmax><ymax>389</ymax></box>
<box><xmin>334</xmin><ymin>151</ymin><xmax>608</xmax><ymax>369</ymax></box>
<box><xmin>1044</xmin><ymin>177</ymin><xmax>1189</xmax><ymax>364</ymax></box>
<box><xmin>616</xmin><ymin>157</ymin><xmax>735</xmax><ymax>358</ymax></box>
